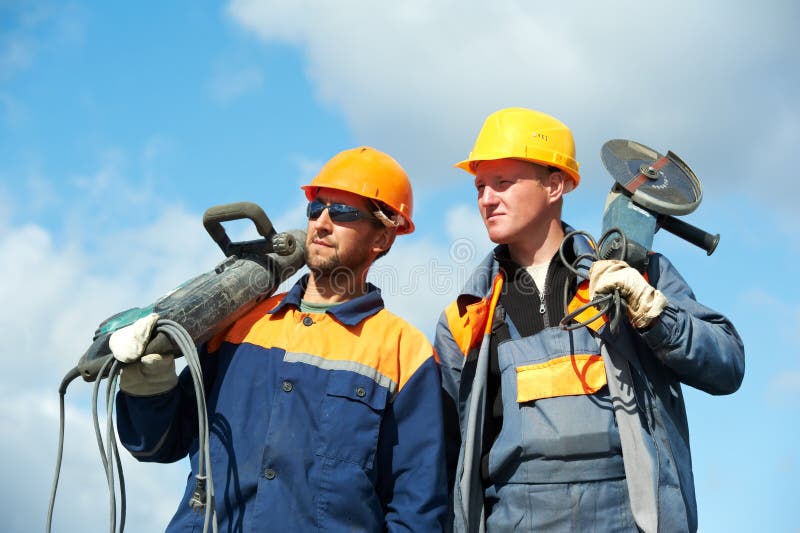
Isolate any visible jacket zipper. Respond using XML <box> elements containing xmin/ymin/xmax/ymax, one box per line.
<box><xmin>540</xmin><ymin>261</ymin><xmax>552</xmax><ymax>328</ymax></box>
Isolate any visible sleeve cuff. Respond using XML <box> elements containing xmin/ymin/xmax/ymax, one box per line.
<box><xmin>639</xmin><ymin>302</ymin><xmax>679</xmax><ymax>349</ymax></box>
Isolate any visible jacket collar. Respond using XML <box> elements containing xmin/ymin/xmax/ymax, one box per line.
<box><xmin>458</xmin><ymin>221</ymin><xmax>593</xmax><ymax>299</ymax></box>
<box><xmin>268</xmin><ymin>274</ymin><xmax>385</xmax><ymax>326</ymax></box>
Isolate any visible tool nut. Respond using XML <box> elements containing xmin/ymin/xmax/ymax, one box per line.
<box><xmin>272</xmin><ymin>232</ymin><xmax>296</xmax><ymax>256</ymax></box>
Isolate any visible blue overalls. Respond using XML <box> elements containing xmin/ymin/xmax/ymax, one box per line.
<box><xmin>436</xmin><ymin>224</ymin><xmax>745</xmax><ymax>532</ymax></box>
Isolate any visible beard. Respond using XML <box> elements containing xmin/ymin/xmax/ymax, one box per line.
<box><xmin>306</xmin><ymin>248</ymin><xmax>341</xmax><ymax>277</ymax></box>
<box><xmin>304</xmin><ymin>235</ymin><xmax>374</xmax><ymax>294</ymax></box>
<box><xmin>305</xmin><ymin>231</ymin><xmax>342</xmax><ymax>277</ymax></box>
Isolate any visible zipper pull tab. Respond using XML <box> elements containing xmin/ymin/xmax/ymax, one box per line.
<box><xmin>539</xmin><ymin>301</ymin><xmax>546</xmax><ymax>314</ymax></box>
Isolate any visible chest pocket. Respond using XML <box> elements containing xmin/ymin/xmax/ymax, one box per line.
<box><xmin>516</xmin><ymin>353</ymin><xmax>607</xmax><ymax>402</ymax></box>
<box><xmin>500</xmin><ymin>327</ymin><xmax>607</xmax><ymax>403</ymax></box>
<box><xmin>496</xmin><ymin>328</ymin><xmax>618</xmax><ymax>467</ymax></box>
<box><xmin>316</xmin><ymin>372</ymin><xmax>388</xmax><ymax>470</ymax></box>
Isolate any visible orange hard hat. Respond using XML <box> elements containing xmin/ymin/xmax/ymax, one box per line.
<box><xmin>301</xmin><ymin>146</ymin><xmax>415</xmax><ymax>234</ymax></box>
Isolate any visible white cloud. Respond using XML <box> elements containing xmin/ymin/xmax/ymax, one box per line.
<box><xmin>736</xmin><ymin>287</ymin><xmax>800</xmax><ymax>407</ymax></box>
<box><xmin>444</xmin><ymin>203</ymin><xmax>492</xmax><ymax>255</ymax></box>
<box><xmin>141</xmin><ymin>134</ymin><xmax>176</xmax><ymax>184</ymax></box>
<box><xmin>0</xmin><ymin>2</ymin><xmax>85</xmax><ymax>132</ymax></box>
<box><xmin>69</xmin><ymin>148</ymin><xmax>127</xmax><ymax>196</ymax></box>
<box><xmin>766</xmin><ymin>371</ymin><xmax>800</xmax><ymax>406</ymax></box>
<box><xmin>0</xmin><ymin>89</ymin><xmax>26</xmax><ymax>124</ymax></box>
<box><xmin>208</xmin><ymin>65</ymin><xmax>265</xmax><ymax>103</ymax></box>
<box><xmin>25</xmin><ymin>170</ymin><xmax>59</xmax><ymax>212</ymax></box>
<box><xmin>227</xmin><ymin>0</ymin><xmax>800</xmax><ymax>208</ymax></box>
<box><xmin>0</xmin><ymin>183</ymin><xmax>13</xmax><ymax>227</ymax></box>
<box><xmin>0</xmin><ymin>34</ymin><xmax>33</xmax><ymax>79</ymax></box>
<box><xmin>0</xmin><ymin>177</ymin><xmax>222</xmax><ymax>531</ymax></box>
<box><xmin>369</xmin><ymin>237</ymin><xmax>456</xmax><ymax>337</ymax></box>
<box><xmin>0</xmin><ymin>207</ymin><xmax>222</xmax><ymax>386</ymax></box>
<box><xmin>0</xmin><ymin>2</ymin><xmax>86</xmax><ymax>81</ymax></box>
<box><xmin>365</xmin><ymin>203</ymin><xmax>494</xmax><ymax>336</ymax></box>
<box><xmin>0</xmin><ymin>387</ymin><xmax>186</xmax><ymax>532</ymax></box>
<box><xmin>740</xmin><ymin>287</ymin><xmax>799</xmax><ymax>332</ymax></box>
<box><xmin>0</xmin><ymin>133</ymin><xmax>329</xmax><ymax>529</ymax></box>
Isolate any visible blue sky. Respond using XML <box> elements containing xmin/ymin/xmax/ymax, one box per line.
<box><xmin>1</xmin><ymin>1</ymin><xmax>798</xmax><ymax>531</ymax></box>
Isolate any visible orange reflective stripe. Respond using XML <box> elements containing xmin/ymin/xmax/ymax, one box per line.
<box><xmin>444</xmin><ymin>299</ymin><xmax>486</xmax><ymax>356</ymax></box>
<box><xmin>212</xmin><ymin>300</ymin><xmax>432</xmax><ymax>394</ymax></box>
<box><xmin>444</xmin><ymin>273</ymin><xmax>505</xmax><ymax>356</ymax></box>
<box><xmin>206</xmin><ymin>294</ymin><xmax>285</xmax><ymax>353</ymax></box>
<box><xmin>484</xmin><ymin>274</ymin><xmax>505</xmax><ymax>336</ymax></box>
<box><xmin>567</xmin><ymin>280</ymin><xmax>608</xmax><ymax>332</ymax></box>
<box><xmin>516</xmin><ymin>354</ymin><xmax>607</xmax><ymax>402</ymax></box>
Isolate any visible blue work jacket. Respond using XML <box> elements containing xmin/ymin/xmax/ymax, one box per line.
<box><xmin>435</xmin><ymin>227</ymin><xmax>745</xmax><ymax>532</ymax></box>
<box><xmin>117</xmin><ymin>276</ymin><xmax>448</xmax><ymax>532</ymax></box>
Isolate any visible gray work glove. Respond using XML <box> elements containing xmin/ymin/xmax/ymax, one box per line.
<box><xmin>109</xmin><ymin>313</ymin><xmax>178</xmax><ymax>396</ymax></box>
<box><xmin>589</xmin><ymin>259</ymin><xmax>668</xmax><ymax>330</ymax></box>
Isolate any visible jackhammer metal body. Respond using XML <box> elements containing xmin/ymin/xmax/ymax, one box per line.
<box><xmin>77</xmin><ymin>202</ymin><xmax>306</xmax><ymax>381</ymax></box>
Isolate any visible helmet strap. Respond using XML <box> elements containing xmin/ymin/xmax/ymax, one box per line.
<box><xmin>370</xmin><ymin>200</ymin><xmax>403</xmax><ymax>230</ymax></box>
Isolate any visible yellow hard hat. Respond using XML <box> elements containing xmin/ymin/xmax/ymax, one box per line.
<box><xmin>455</xmin><ymin>107</ymin><xmax>581</xmax><ymax>188</ymax></box>
<box><xmin>301</xmin><ymin>146</ymin><xmax>415</xmax><ymax>234</ymax></box>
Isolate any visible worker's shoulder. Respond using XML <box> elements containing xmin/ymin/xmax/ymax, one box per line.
<box><xmin>207</xmin><ymin>292</ymin><xmax>288</xmax><ymax>351</ymax></box>
<box><xmin>369</xmin><ymin>306</ymin><xmax>432</xmax><ymax>348</ymax></box>
<box><xmin>367</xmin><ymin>308</ymin><xmax>438</xmax><ymax>392</ymax></box>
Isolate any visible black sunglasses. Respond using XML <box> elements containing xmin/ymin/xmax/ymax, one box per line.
<box><xmin>306</xmin><ymin>199</ymin><xmax>375</xmax><ymax>223</ymax></box>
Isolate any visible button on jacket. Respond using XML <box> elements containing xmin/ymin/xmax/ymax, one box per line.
<box><xmin>116</xmin><ymin>276</ymin><xmax>448</xmax><ymax>532</ymax></box>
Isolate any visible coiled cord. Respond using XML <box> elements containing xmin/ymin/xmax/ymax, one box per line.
<box><xmin>156</xmin><ymin>319</ymin><xmax>217</xmax><ymax>533</ymax></box>
<box><xmin>47</xmin><ymin>320</ymin><xmax>217</xmax><ymax>533</ymax></box>
<box><xmin>558</xmin><ymin>228</ymin><xmax>627</xmax><ymax>334</ymax></box>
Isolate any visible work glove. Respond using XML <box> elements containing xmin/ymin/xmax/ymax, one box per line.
<box><xmin>109</xmin><ymin>313</ymin><xmax>178</xmax><ymax>396</ymax></box>
<box><xmin>588</xmin><ymin>259</ymin><xmax>668</xmax><ymax>330</ymax></box>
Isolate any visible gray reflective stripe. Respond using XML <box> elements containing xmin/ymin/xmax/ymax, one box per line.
<box><xmin>458</xmin><ymin>334</ymin><xmax>490</xmax><ymax>533</ymax></box>
<box><xmin>601</xmin><ymin>340</ymin><xmax>658</xmax><ymax>533</ymax></box>
<box><xmin>283</xmin><ymin>351</ymin><xmax>398</xmax><ymax>397</ymax></box>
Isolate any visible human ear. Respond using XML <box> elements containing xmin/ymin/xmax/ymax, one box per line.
<box><xmin>372</xmin><ymin>227</ymin><xmax>397</xmax><ymax>255</ymax></box>
<box><xmin>546</xmin><ymin>171</ymin><xmax>566</xmax><ymax>203</ymax></box>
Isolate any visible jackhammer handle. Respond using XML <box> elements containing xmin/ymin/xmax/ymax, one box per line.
<box><xmin>658</xmin><ymin>215</ymin><xmax>720</xmax><ymax>256</ymax></box>
<box><xmin>203</xmin><ymin>202</ymin><xmax>276</xmax><ymax>256</ymax></box>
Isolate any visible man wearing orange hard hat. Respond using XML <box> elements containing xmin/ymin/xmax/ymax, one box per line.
<box><xmin>435</xmin><ymin>108</ymin><xmax>744</xmax><ymax>532</ymax></box>
<box><xmin>113</xmin><ymin>147</ymin><xmax>448</xmax><ymax>531</ymax></box>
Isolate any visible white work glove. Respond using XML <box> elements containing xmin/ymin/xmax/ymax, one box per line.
<box><xmin>589</xmin><ymin>259</ymin><xmax>668</xmax><ymax>330</ymax></box>
<box><xmin>110</xmin><ymin>313</ymin><xmax>178</xmax><ymax>396</ymax></box>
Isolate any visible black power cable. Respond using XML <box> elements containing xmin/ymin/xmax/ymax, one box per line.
<box><xmin>558</xmin><ymin>228</ymin><xmax>627</xmax><ymax>334</ymax></box>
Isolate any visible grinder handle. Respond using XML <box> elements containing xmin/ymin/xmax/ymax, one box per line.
<box><xmin>658</xmin><ymin>215</ymin><xmax>720</xmax><ymax>256</ymax></box>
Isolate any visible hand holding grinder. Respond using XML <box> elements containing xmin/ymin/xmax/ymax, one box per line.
<box><xmin>562</xmin><ymin>139</ymin><xmax>720</xmax><ymax>331</ymax></box>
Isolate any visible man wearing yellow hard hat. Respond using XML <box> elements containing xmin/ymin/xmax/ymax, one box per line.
<box><xmin>435</xmin><ymin>108</ymin><xmax>744</xmax><ymax>532</ymax></box>
<box><xmin>113</xmin><ymin>147</ymin><xmax>448</xmax><ymax>531</ymax></box>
